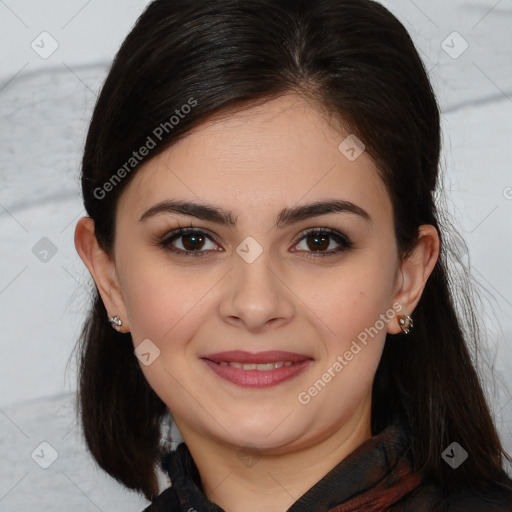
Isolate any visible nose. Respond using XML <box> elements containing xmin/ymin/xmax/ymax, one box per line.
<box><xmin>217</xmin><ymin>250</ymin><xmax>295</xmax><ymax>332</ymax></box>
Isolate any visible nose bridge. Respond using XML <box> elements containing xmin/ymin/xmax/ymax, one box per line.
<box><xmin>218</xmin><ymin>240</ymin><xmax>294</xmax><ymax>330</ymax></box>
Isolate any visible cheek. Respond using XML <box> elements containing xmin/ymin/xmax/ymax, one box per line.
<box><xmin>300</xmin><ymin>259</ymin><xmax>395</xmax><ymax>340</ymax></box>
<box><xmin>118</xmin><ymin>261</ymin><xmax>210</xmax><ymax>410</ymax></box>
<box><xmin>298</xmin><ymin>266</ymin><xmax>392</xmax><ymax>413</ymax></box>
<box><xmin>117</xmin><ymin>252</ymin><xmax>209</xmax><ymax>344</ymax></box>
<box><xmin>296</xmin><ymin>257</ymin><xmax>397</xmax><ymax>405</ymax></box>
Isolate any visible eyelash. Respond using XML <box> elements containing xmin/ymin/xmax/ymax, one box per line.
<box><xmin>157</xmin><ymin>224</ymin><xmax>354</xmax><ymax>259</ymax></box>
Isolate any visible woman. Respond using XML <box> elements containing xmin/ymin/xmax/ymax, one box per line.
<box><xmin>73</xmin><ymin>0</ymin><xmax>512</xmax><ymax>510</ymax></box>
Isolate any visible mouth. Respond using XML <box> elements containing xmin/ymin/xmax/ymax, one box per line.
<box><xmin>201</xmin><ymin>350</ymin><xmax>313</xmax><ymax>388</ymax></box>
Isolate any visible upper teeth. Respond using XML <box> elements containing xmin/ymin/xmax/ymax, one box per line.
<box><xmin>218</xmin><ymin>361</ymin><xmax>294</xmax><ymax>370</ymax></box>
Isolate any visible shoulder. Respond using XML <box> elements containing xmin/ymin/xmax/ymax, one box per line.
<box><xmin>140</xmin><ymin>486</ymin><xmax>181</xmax><ymax>512</ymax></box>
<box><xmin>442</xmin><ymin>485</ymin><xmax>512</xmax><ymax>512</ymax></box>
<box><xmin>399</xmin><ymin>480</ymin><xmax>512</xmax><ymax>512</ymax></box>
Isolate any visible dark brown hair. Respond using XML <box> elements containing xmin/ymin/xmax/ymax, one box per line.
<box><xmin>75</xmin><ymin>0</ymin><xmax>512</xmax><ymax>501</ymax></box>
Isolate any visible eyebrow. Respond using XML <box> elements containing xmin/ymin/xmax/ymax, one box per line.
<box><xmin>139</xmin><ymin>199</ymin><xmax>372</xmax><ymax>227</ymax></box>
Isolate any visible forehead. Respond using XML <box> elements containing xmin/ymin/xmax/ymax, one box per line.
<box><xmin>117</xmin><ymin>94</ymin><xmax>392</xmax><ymax>226</ymax></box>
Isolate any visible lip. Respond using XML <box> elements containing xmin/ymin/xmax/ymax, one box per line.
<box><xmin>201</xmin><ymin>350</ymin><xmax>313</xmax><ymax>388</ymax></box>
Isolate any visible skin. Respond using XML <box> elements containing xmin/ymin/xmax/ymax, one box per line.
<box><xmin>75</xmin><ymin>93</ymin><xmax>439</xmax><ymax>512</ymax></box>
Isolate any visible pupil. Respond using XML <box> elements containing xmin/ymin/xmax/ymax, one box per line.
<box><xmin>308</xmin><ymin>235</ymin><xmax>328</xmax><ymax>251</ymax></box>
<box><xmin>184</xmin><ymin>234</ymin><xmax>204</xmax><ymax>250</ymax></box>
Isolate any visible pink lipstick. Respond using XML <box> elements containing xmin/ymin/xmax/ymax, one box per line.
<box><xmin>201</xmin><ymin>350</ymin><xmax>312</xmax><ymax>388</ymax></box>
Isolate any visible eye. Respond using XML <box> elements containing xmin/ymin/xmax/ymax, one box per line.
<box><xmin>158</xmin><ymin>225</ymin><xmax>353</xmax><ymax>258</ymax></box>
<box><xmin>158</xmin><ymin>226</ymin><xmax>222</xmax><ymax>257</ymax></box>
<box><xmin>292</xmin><ymin>228</ymin><xmax>353</xmax><ymax>258</ymax></box>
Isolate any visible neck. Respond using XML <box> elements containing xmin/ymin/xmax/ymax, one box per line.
<box><xmin>175</xmin><ymin>396</ymin><xmax>373</xmax><ymax>512</ymax></box>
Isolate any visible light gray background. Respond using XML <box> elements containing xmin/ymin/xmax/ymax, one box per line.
<box><xmin>0</xmin><ymin>1</ymin><xmax>511</xmax><ymax>510</ymax></box>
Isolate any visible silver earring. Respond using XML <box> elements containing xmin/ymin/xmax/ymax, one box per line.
<box><xmin>109</xmin><ymin>315</ymin><xmax>122</xmax><ymax>330</ymax></box>
<box><xmin>397</xmin><ymin>314</ymin><xmax>413</xmax><ymax>334</ymax></box>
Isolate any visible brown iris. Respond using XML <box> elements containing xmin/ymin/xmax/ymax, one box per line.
<box><xmin>306</xmin><ymin>233</ymin><xmax>329</xmax><ymax>251</ymax></box>
<box><xmin>182</xmin><ymin>233</ymin><xmax>206</xmax><ymax>251</ymax></box>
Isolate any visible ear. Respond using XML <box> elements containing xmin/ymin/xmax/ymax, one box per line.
<box><xmin>387</xmin><ymin>224</ymin><xmax>440</xmax><ymax>334</ymax></box>
<box><xmin>74</xmin><ymin>217</ymin><xmax>130</xmax><ymax>333</ymax></box>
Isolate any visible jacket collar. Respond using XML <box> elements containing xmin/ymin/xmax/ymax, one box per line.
<box><xmin>163</xmin><ymin>421</ymin><xmax>422</xmax><ymax>511</ymax></box>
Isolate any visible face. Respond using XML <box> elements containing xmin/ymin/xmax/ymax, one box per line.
<box><xmin>111</xmin><ymin>94</ymin><xmax>404</xmax><ymax>452</ymax></box>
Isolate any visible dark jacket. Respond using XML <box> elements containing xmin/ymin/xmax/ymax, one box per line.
<box><xmin>143</xmin><ymin>422</ymin><xmax>512</xmax><ymax>511</ymax></box>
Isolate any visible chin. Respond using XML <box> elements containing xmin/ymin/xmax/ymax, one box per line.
<box><xmin>215</xmin><ymin>415</ymin><xmax>309</xmax><ymax>452</ymax></box>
